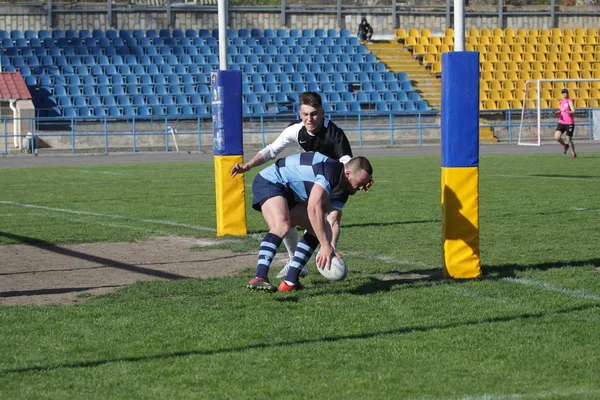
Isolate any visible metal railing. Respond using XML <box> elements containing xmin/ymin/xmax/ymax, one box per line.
<box><xmin>2</xmin><ymin>108</ymin><xmax>597</xmax><ymax>156</ymax></box>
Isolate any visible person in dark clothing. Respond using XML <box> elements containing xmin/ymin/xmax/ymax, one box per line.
<box><xmin>358</xmin><ymin>17</ymin><xmax>374</xmax><ymax>43</ymax></box>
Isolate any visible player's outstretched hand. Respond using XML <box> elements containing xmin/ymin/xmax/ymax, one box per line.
<box><xmin>316</xmin><ymin>246</ymin><xmax>339</xmax><ymax>270</ymax></box>
<box><xmin>553</xmin><ymin>110</ymin><xmax>561</xmax><ymax>116</ymax></box>
<box><xmin>230</xmin><ymin>163</ymin><xmax>249</xmax><ymax>178</ymax></box>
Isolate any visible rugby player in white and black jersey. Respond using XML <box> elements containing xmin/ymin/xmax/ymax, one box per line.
<box><xmin>231</xmin><ymin>92</ymin><xmax>370</xmax><ymax>279</ymax></box>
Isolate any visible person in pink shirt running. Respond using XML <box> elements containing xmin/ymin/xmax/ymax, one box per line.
<box><xmin>554</xmin><ymin>88</ymin><xmax>577</xmax><ymax>159</ymax></box>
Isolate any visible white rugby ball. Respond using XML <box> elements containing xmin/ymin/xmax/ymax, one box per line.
<box><xmin>318</xmin><ymin>256</ymin><xmax>348</xmax><ymax>281</ymax></box>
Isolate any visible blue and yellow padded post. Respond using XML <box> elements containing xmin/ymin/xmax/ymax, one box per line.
<box><xmin>211</xmin><ymin>70</ymin><xmax>247</xmax><ymax>236</ymax></box>
<box><xmin>440</xmin><ymin>52</ymin><xmax>481</xmax><ymax>278</ymax></box>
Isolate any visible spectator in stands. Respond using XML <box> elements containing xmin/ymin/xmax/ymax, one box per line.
<box><xmin>357</xmin><ymin>17</ymin><xmax>374</xmax><ymax>43</ymax></box>
<box><xmin>245</xmin><ymin>153</ymin><xmax>373</xmax><ymax>292</ymax></box>
<box><xmin>554</xmin><ymin>88</ymin><xmax>577</xmax><ymax>158</ymax></box>
<box><xmin>231</xmin><ymin>91</ymin><xmax>372</xmax><ymax>280</ymax></box>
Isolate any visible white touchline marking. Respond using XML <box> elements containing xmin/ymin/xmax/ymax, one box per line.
<box><xmin>76</xmin><ymin>170</ymin><xmax>124</xmax><ymax>176</ymax></box>
<box><xmin>0</xmin><ymin>177</ymin><xmax>212</xmax><ymax>188</ymax></box>
<box><xmin>503</xmin><ymin>278</ymin><xmax>600</xmax><ymax>301</ymax></box>
<box><xmin>0</xmin><ymin>201</ymin><xmax>216</xmax><ymax>232</ymax></box>
<box><xmin>570</xmin><ymin>207</ymin><xmax>600</xmax><ymax>212</ymax></box>
<box><xmin>344</xmin><ymin>251</ymin><xmax>437</xmax><ymax>268</ymax></box>
<box><xmin>486</xmin><ymin>173</ymin><xmax>600</xmax><ymax>182</ymax></box>
<box><xmin>2</xmin><ymin>211</ymin><xmax>172</xmax><ymax>235</ymax></box>
<box><xmin>448</xmin><ymin>388</ymin><xmax>600</xmax><ymax>400</ymax></box>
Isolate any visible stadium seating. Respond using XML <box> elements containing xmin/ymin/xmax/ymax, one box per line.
<box><xmin>401</xmin><ymin>26</ymin><xmax>600</xmax><ymax>110</ymax></box>
<box><xmin>0</xmin><ymin>28</ymin><xmax>427</xmax><ymax>119</ymax></box>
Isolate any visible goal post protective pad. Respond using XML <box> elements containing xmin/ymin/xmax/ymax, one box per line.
<box><xmin>441</xmin><ymin>51</ymin><xmax>482</xmax><ymax>279</ymax></box>
<box><xmin>211</xmin><ymin>70</ymin><xmax>247</xmax><ymax>236</ymax></box>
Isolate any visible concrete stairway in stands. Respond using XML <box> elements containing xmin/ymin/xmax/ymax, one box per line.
<box><xmin>366</xmin><ymin>40</ymin><xmax>441</xmax><ymax>110</ymax></box>
<box><xmin>366</xmin><ymin>40</ymin><xmax>498</xmax><ymax>142</ymax></box>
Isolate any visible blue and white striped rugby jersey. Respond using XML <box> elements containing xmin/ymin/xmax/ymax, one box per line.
<box><xmin>258</xmin><ymin>152</ymin><xmax>346</xmax><ymax>207</ymax></box>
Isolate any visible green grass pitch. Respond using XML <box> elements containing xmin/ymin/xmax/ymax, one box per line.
<box><xmin>1</xmin><ymin>152</ymin><xmax>599</xmax><ymax>399</ymax></box>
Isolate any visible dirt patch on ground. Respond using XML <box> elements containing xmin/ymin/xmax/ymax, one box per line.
<box><xmin>0</xmin><ymin>237</ymin><xmax>285</xmax><ymax>306</ymax></box>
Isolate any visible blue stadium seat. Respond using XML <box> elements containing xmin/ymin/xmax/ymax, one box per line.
<box><xmin>152</xmin><ymin>105</ymin><xmax>165</xmax><ymax>116</ymax></box>
<box><xmin>146</xmin><ymin>95</ymin><xmax>159</xmax><ymax>106</ymax></box>
<box><xmin>78</xmin><ymin>106</ymin><xmax>91</xmax><ymax>118</ymax></box>
<box><xmin>108</xmin><ymin>106</ymin><xmax>121</xmax><ymax>117</ymax></box>
<box><xmin>181</xmin><ymin>105</ymin><xmax>194</xmax><ymax>116</ymax></box>
<box><xmin>166</xmin><ymin>105</ymin><xmax>179</xmax><ymax>115</ymax></box>
<box><xmin>63</xmin><ymin>106</ymin><xmax>76</xmax><ymax>118</ymax></box>
<box><xmin>137</xmin><ymin>105</ymin><xmax>150</xmax><ymax>117</ymax></box>
<box><xmin>122</xmin><ymin>105</ymin><xmax>136</xmax><ymax>117</ymax></box>
<box><xmin>185</xmin><ymin>29</ymin><xmax>197</xmax><ymax>38</ymax></box>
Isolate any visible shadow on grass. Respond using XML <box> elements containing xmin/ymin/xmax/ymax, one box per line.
<box><xmin>0</xmin><ymin>285</ymin><xmax>124</xmax><ymax>298</ymax></box>
<box><xmin>0</xmin><ymin>231</ymin><xmax>190</xmax><ymax>282</ymax></box>
<box><xmin>3</xmin><ymin>302</ymin><xmax>596</xmax><ymax>375</ymax></box>
<box><xmin>346</xmin><ymin>258</ymin><xmax>600</xmax><ymax>295</ymax></box>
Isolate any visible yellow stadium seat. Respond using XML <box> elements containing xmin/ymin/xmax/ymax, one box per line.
<box><xmin>588</xmin><ymin>99</ymin><xmax>600</xmax><ymax>108</ymax></box>
<box><xmin>413</xmin><ymin>44</ymin><xmax>427</xmax><ymax>57</ymax></box>
<box><xmin>497</xmin><ymin>52</ymin><xmax>510</xmax><ymax>62</ymax></box>
<box><xmin>485</xmin><ymin>100</ymin><xmax>498</xmax><ymax>110</ymax></box>
<box><xmin>466</xmin><ymin>44</ymin><xmax>475</xmax><ymax>52</ymax></box>
<box><xmin>502</xmin><ymin>90</ymin><xmax>514</xmax><ymax>101</ymax></box>
<box><xmin>552</xmin><ymin>88</ymin><xmax>563</xmax><ymax>98</ymax></box>
<box><xmin>396</xmin><ymin>28</ymin><xmax>407</xmax><ymax>40</ymax></box>
<box><xmin>511</xmin><ymin>100</ymin><xmax>523</xmax><ymax>109</ymax></box>
<box><xmin>590</xmin><ymin>89</ymin><xmax>600</xmax><ymax>99</ymax></box>
<box><xmin>546</xmin><ymin>53</ymin><xmax>559</xmax><ymax>63</ymax></box>
<box><xmin>586</xmin><ymin>28</ymin><xmax>597</xmax><ymax>36</ymax></box>
<box><xmin>430</xmin><ymin>36</ymin><xmax>442</xmax><ymax>46</ymax></box>
<box><xmin>575</xmin><ymin>99</ymin><xmax>587</xmax><ymax>108</ymax></box>
<box><xmin>536</xmin><ymin>43</ymin><xmax>548</xmax><ymax>53</ymax></box>
<box><xmin>481</xmin><ymin>71</ymin><xmax>493</xmax><ymax>81</ymax></box>
<box><xmin>531</xmin><ymin>61</ymin><xmax>543</xmax><ymax>71</ymax></box>
<box><xmin>578</xmin><ymin>89</ymin><xmax>590</xmax><ymax>99</ymax></box>
<box><xmin>541</xmin><ymin>89</ymin><xmax>552</xmax><ymax>100</ymax></box>
<box><xmin>554</xmin><ymin>71</ymin><xmax>566</xmax><ymax>79</ymax></box>
<box><xmin>479</xmin><ymin>36</ymin><xmax>491</xmax><ymax>45</ymax></box>
<box><xmin>480</xmin><ymin>80</ymin><xmax>489</xmax><ymax>91</ymax></box>
<box><xmin>535</xmin><ymin>52</ymin><xmax>547</xmax><ymax>62</ymax></box>
<box><xmin>423</xmin><ymin>53</ymin><xmax>436</xmax><ymax>66</ymax></box>
<box><xmin>551</xmin><ymin>28</ymin><xmax>562</xmax><ymax>36</ymax></box>
<box><xmin>404</xmin><ymin>36</ymin><xmax>417</xmax><ymax>47</ymax></box>
<box><xmin>575</xmin><ymin>27</ymin><xmax>585</xmax><ymax>36</ymax></box>
<box><xmin>581</xmin><ymin>60</ymin><xmax>592</xmax><ymax>70</ymax></box>
<box><xmin>441</xmin><ymin>43</ymin><xmax>453</xmax><ymax>52</ymax></box>
<box><xmin>497</xmin><ymin>99</ymin><xmax>509</xmax><ymax>109</ymax></box>
<box><xmin>546</xmin><ymin>61</ymin><xmax>557</xmax><ymax>71</ymax></box>
<box><xmin>514</xmin><ymin>90</ymin><xmax>525</xmax><ymax>100</ymax></box>
<box><xmin>585</xmin><ymin>35</ymin><xmax>597</xmax><ymax>45</ymax></box>
<box><xmin>481</xmin><ymin>28</ymin><xmax>492</xmax><ymax>37</ymax></box>
<box><xmin>420</xmin><ymin>28</ymin><xmax>431</xmax><ymax>37</ymax></box>
<box><xmin>523</xmin><ymin>52</ymin><xmax>535</xmax><ymax>63</ymax></box>
<box><xmin>548</xmin><ymin>44</ymin><xmax>560</xmax><ymax>53</ymax></box>
<box><xmin>494</xmin><ymin>62</ymin><xmax>507</xmax><ymax>72</ymax></box>
<box><xmin>488</xmin><ymin>52</ymin><xmax>501</xmax><ymax>62</ymax></box>
<box><xmin>479</xmin><ymin>89</ymin><xmax>488</xmax><ymax>101</ymax></box>
<box><xmin>524</xmin><ymin>100</ymin><xmax>536</xmax><ymax>109</ymax></box>
<box><xmin>426</xmin><ymin>44</ymin><xmax>439</xmax><ymax>55</ymax></box>
<box><xmin>504</xmin><ymin>28</ymin><xmax>515</xmax><ymax>37</ymax></box>
<box><xmin>467</xmin><ymin>36</ymin><xmax>479</xmax><ymax>45</ymax></box>
<box><xmin>504</xmin><ymin>35</ymin><xmax>515</xmax><ymax>45</ymax></box>
<box><xmin>408</xmin><ymin>28</ymin><xmax>419</xmax><ymax>37</ymax></box>
<box><xmin>551</xmin><ymin>36</ymin><xmax>562</xmax><ymax>44</ymax></box>
<box><xmin>493</xmin><ymin>28</ymin><xmax>503</xmax><ymax>37</ymax></box>
<box><xmin>505</xmin><ymin>71</ymin><xmax>518</xmax><ymax>82</ymax></box>
<box><xmin>563</xmin><ymin>35</ymin><xmax>574</xmax><ymax>45</ymax></box>
<box><xmin>539</xmin><ymin>29</ymin><xmax>550</xmax><ymax>37</ymax></box>
<box><xmin>520</xmin><ymin>62</ymin><xmax>532</xmax><ymax>72</ymax></box>
<box><xmin>488</xmin><ymin>90</ymin><xmax>501</xmax><ymax>101</ymax></box>
<box><xmin>468</xmin><ymin>27</ymin><xmax>479</xmax><ymax>37</ymax></box>
<box><xmin>566</xmin><ymin>81</ymin><xmax>578</xmax><ymax>90</ymax></box>
<box><xmin>532</xmin><ymin>71</ymin><xmax>543</xmax><ymax>79</ymax></box>
<box><xmin>564</xmin><ymin>28</ymin><xmax>574</xmax><ymax>36</ymax></box>
<box><xmin>432</xmin><ymin>61</ymin><xmax>442</xmax><ymax>75</ymax></box>
<box><xmin>569</xmin><ymin>71</ymin><xmax>581</xmax><ymax>79</ymax></box>
<box><xmin>549</xmin><ymin>99</ymin><xmax>560</xmax><ymax>108</ymax></box>
<box><xmin>490</xmin><ymin>80</ymin><xmax>503</xmax><ymax>90</ymax></box>
<box><xmin>490</xmin><ymin>35</ymin><xmax>503</xmax><ymax>44</ymax></box>
<box><xmin>560</xmin><ymin>43</ymin><xmax>572</xmax><ymax>53</ymax></box>
<box><xmin>581</xmin><ymin>70</ymin><xmax>593</xmax><ymax>79</ymax></box>
<box><xmin>514</xmin><ymin>36</ymin><xmax>526</xmax><ymax>45</ymax></box>
<box><xmin>526</xmin><ymin>36</ymin><xmax>538</xmax><ymax>45</ymax></box>
<box><xmin>570</xmin><ymin>52</ymin><xmax>583</xmax><ymax>62</ymax></box>
<box><xmin>488</xmin><ymin>44</ymin><xmax>500</xmax><ymax>53</ymax></box>
<box><xmin>479</xmin><ymin>101</ymin><xmax>486</xmax><ymax>110</ymax></box>
<box><xmin>579</xmin><ymin>81</ymin><xmax>591</xmax><ymax>90</ymax></box>
<box><xmin>516</xmin><ymin>80</ymin><xmax>528</xmax><ymax>90</ymax></box>
<box><xmin>569</xmin><ymin>61</ymin><xmax>580</xmax><ymax>71</ymax></box>
<box><xmin>480</xmin><ymin>61</ymin><xmax>494</xmax><ymax>72</ymax></box>
<box><xmin>517</xmin><ymin>29</ymin><xmax>527</xmax><ymax>37</ymax></box>
<box><xmin>537</xmin><ymin>36</ymin><xmax>550</xmax><ymax>45</ymax></box>
<box><xmin>445</xmin><ymin>28</ymin><xmax>454</xmax><ymax>37</ymax></box>
<box><xmin>418</xmin><ymin>36</ymin><xmax>430</xmax><ymax>46</ymax></box>
<box><xmin>541</xmin><ymin>81</ymin><xmax>553</xmax><ymax>90</ymax></box>
<box><xmin>528</xmin><ymin>28</ymin><xmax>538</xmax><ymax>36</ymax></box>
<box><xmin>507</xmin><ymin>62</ymin><xmax>519</xmax><ymax>71</ymax></box>
<box><xmin>443</xmin><ymin>36</ymin><xmax>454</xmax><ymax>45</ymax></box>
<box><xmin>494</xmin><ymin>71</ymin><xmax>505</xmax><ymax>80</ymax></box>
<box><xmin>524</xmin><ymin>44</ymin><xmax>536</xmax><ymax>53</ymax></box>
<box><xmin>510</xmin><ymin>52</ymin><xmax>522</xmax><ymax>62</ymax></box>
<box><xmin>539</xmin><ymin>99</ymin><xmax>549</xmax><ymax>109</ymax></box>
<box><xmin>594</xmin><ymin>70</ymin><xmax>600</xmax><ymax>79</ymax></box>
<box><xmin>584</xmin><ymin>44</ymin><xmax>595</xmax><ymax>53</ymax></box>
<box><xmin>574</xmin><ymin>35</ymin><xmax>585</xmax><ymax>45</ymax></box>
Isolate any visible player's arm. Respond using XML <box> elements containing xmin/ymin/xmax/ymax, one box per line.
<box><xmin>307</xmin><ymin>184</ymin><xmax>335</xmax><ymax>270</ymax></box>
<box><xmin>568</xmin><ymin>100</ymin><xmax>575</xmax><ymax>114</ymax></box>
<box><xmin>327</xmin><ymin>208</ymin><xmax>342</xmax><ymax>249</ymax></box>
<box><xmin>230</xmin><ymin>125</ymin><xmax>298</xmax><ymax>177</ymax></box>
